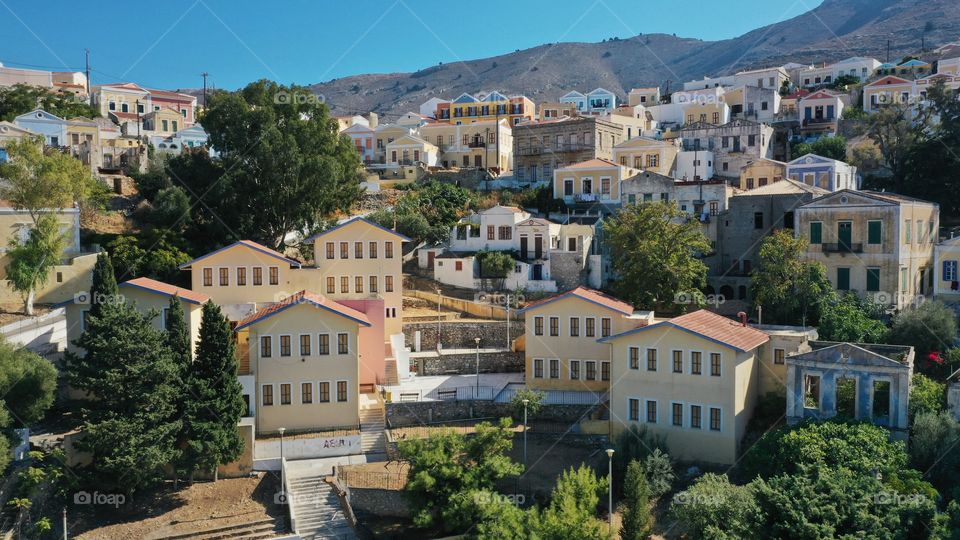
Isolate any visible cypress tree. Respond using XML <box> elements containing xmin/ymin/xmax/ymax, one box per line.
<box><xmin>620</xmin><ymin>460</ymin><xmax>651</xmax><ymax>540</ymax></box>
<box><xmin>182</xmin><ymin>301</ymin><xmax>245</xmax><ymax>481</ymax></box>
<box><xmin>66</xmin><ymin>300</ymin><xmax>181</xmax><ymax>493</ymax></box>
<box><xmin>88</xmin><ymin>252</ymin><xmax>118</xmax><ymax>317</ymax></box>
<box><xmin>165</xmin><ymin>295</ymin><xmax>192</xmax><ymax>484</ymax></box>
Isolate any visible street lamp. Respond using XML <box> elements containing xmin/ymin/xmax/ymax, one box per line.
<box><xmin>474</xmin><ymin>337</ymin><xmax>481</xmax><ymax>397</ymax></box>
<box><xmin>279</xmin><ymin>427</ymin><xmax>286</xmax><ymax>463</ymax></box>
<box><xmin>522</xmin><ymin>398</ymin><xmax>529</xmax><ymax>471</ymax></box>
<box><xmin>436</xmin><ymin>288</ymin><xmax>443</xmax><ymax>351</ymax></box>
<box><xmin>606</xmin><ymin>448</ymin><xmax>615</xmax><ymax>530</ymax></box>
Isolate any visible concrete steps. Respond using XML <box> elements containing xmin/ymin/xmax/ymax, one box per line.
<box><xmin>383</xmin><ymin>358</ymin><xmax>399</xmax><ymax>386</ymax></box>
<box><xmin>285</xmin><ymin>474</ymin><xmax>356</xmax><ymax>539</ymax></box>
<box><xmin>154</xmin><ymin>518</ymin><xmax>282</xmax><ymax>540</ymax></box>
<box><xmin>359</xmin><ymin>406</ymin><xmax>387</xmax><ymax>455</ymax></box>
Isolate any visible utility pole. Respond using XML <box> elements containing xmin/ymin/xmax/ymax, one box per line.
<box><xmin>85</xmin><ymin>49</ymin><xmax>91</xmax><ymax>106</ymax></box>
<box><xmin>201</xmin><ymin>72</ymin><xmax>209</xmax><ymax>108</ymax></box>
<box><xmin>887</xmin><ymin>40</ymin><xmax>891</xmax><ymax>63</ymax></box>
<box><xmin>136</xmin><ymin>98</ymin><xmax>141</xmax><ymax>140</ymax></box>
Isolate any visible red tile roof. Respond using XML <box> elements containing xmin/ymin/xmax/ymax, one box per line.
<box><xmin>120</xmin><ymin>277</ymin><xmax>210</xmax><ymax>304</ymax></box>
<box><xmin>668</xmin><ymin>310</ymin><xmax>769</xmax><ymax>352</ymax></box>
<box><xmin>521</xmin><ymin>286</ymin><xmax>634</xmax><ymax>316</ymax></box>
<box><xmin>235</xmin><ymin>291</ymin><xmax>371</xmax><ymax>330</ymax></box>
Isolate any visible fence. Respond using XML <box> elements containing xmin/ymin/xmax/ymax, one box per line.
<box><xmin>338</xmin><ymin>469</ymin><xmax>408</xmax><ymax>491</ymax></box>
<box><xmin>393</xmin><ymin>385</ymin><xmax>606</xmax><ymax>405</ymax></box>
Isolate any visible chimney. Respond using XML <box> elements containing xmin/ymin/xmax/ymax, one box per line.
<box><xmin>737</xmin><ymin>311</ymin><xmax>747</xmax><ymax>327</ymax></box>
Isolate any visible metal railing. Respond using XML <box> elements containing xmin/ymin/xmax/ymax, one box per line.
<box><xmin>823</xmin><ymin>242</ymin><xmax>863</xmax><ymax>253</ymax></box>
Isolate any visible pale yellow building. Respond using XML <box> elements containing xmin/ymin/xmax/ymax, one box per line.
<box><xmin>603</xmin><ymin>310</ymin><xmax>770</xmax><ymax>465</ymax></box>
<box><xmin>739</xmin><ymin>158</ymin><xmax>787</xmax><ymax>190</ymax></box>
<box><xmin>520</xmin><ymin>287</ymin><xmax>648</xmax><ymax>392</ymax></box>
<box><xmin>235</xmin><ymin>291</ymin><xmax>369</xmax><ymax>434</ymax></box>
<box><xmin>628</xmin><ymin>87</ymin><xmax>661</xmax><ymax>107</ymax></box>
<box><xmin>553</xmin><ymin>158</ymin><xmax>639</xmax><ymax>205</ymax></box>
<box><xmin>419</xmin><ymin>118</ymin><xmax>513</xmax><ymax>171</ymax></box>
<box><xmin>611</xmin><ymin>137</ymin><xmax>679</xmax><ymax>176</ymax></box>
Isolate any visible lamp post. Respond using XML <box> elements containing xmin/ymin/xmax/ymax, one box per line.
<box><xmin>522</xmin><ymin>398</ymin><xmax>529</xmax><ymax>471</ymax></box>
<box><xmin>279</xmin><ymin>427</ymin><xmax>286</xmax><ymax>463</ymax></box>
<box><xmin>436</xmin><ymin>288</ymin><xmax>443</xmax><ymax>351</ymax></box>
<box><xmin>606</xmin><ymin>448</ymin><xmax>615</xmax><ymax>530</ymax></box>
<box><xmin>474</xmin><ymin>337</ymin><xmax>481</xmax><ymax>397</ymax></box>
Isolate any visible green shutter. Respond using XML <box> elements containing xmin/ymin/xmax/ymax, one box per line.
<box><xmin>837</xmin><ymin>268</ymin><xmax>850</xmax><ymax>290</ymax></box>
<box><xmin>866</xmin><ymin>268</ymin><xmax>880</xmax><ymax>292</ymax></box>
<box><xmin>810</xmin><ymin>222</ymin><xmax>822</xmax><ymax>244</ymax></box>
<box><xmin>868</xmin><ymin>221</ymin><xmax>882</xmax><ymax>245</ymax></box>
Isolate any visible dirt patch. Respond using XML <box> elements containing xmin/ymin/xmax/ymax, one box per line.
<box><xmin>70</xmin><ymin>474</ymin><xmax>284</xmax><ymax>540</ymax></box>
<box><xmin>0</xmin><ymin>304</ymin><xmax>49</xmax><ymax>326</ymax></box>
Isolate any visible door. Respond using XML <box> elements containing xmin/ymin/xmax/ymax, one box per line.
<box><xmin>532</xmin><ymin>264</ymin><xmax>543</xmax><ymax>281</ymax></box>
<box><xmin>427</xmin><ymin>251</ymin><xmax>436</xmax><ymax>269</ymax></box>
<box><xmin>534</xmin><ymin>236</ymin><xmax>543</xmax><ymax>259</ymax></box>
<box><xmin>474</xmin><ymin>154</ymin><xmax>482</xmax><ymax>167</ymax></box>
<box><xmin>827</xmin><ymin>105</ymin><xmax>835</xmax><ymax>119</ymax></box>
<box><xmin>582</xmin><ymin>178</ymin><xmax>592</xmax><ymax>194</ymax></box>
<box><xmin>520</xmin><ymin>236</ymin><xmax>529</xmax><ymax>260</ymax></box>
<box><xmin>838</xmin><ymin>221</ymin><xmax>852</xmax><ymax>249</ymax></box>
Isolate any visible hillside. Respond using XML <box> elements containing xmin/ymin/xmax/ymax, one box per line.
<box><xmin>298</xmin><ymin>0</ymin><xmax>960</xmax><ymax>119</ymax></box>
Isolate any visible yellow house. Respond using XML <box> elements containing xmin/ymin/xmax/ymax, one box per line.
<box><xmin>520</xmin><ymin>287</ymin><xmax>649</xmax><ymax>392</ymax></box>
<box><xmin>143</xmin><ymin>108</ymin><xmax>184</xmax><ymax>136</ymax></box>
<box><xmin>553</xmin><ymin>158</ymin><xmax>639</xmax><ymax>205</ymax></box>
<box><xmin>437</xmin><ymin>92</ymin><xmax>535</xmax><ymax>126</ymax></box>
<box><xmin>235</xmin><ymin>290</ymin><xmax>369</xmax><ymax>435</ymax></box>
<box><xmin>603</xmin><ymin>310</ymin><xmax>770</xmax><ymax>465</ymax></box>
<box><xmin>611</xmin><ymin>137</ymin><xmax>679</xmax><ymax>176</ymax></box>
<box><xmin>739</xmin><ymin>158</ymin><xmax>787</xmax><ymax>190</ymax></box>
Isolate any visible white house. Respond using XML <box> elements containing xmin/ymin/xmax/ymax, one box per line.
<box><xmin>799</xmin><ymin>90</ymin><xmax>845</xmax><ymax>137</ymax></box>
<box><xmin>798</xmin><ymin>57</ymin><xmax>881</xmax><ymax>87</ymax></box>
<box><xmin>419</xmin><ymin>97</ymin><xmax>449</xmax><ymax>119</ymax></box>
<box><xmin>787</xmin><ymin>154</ymin><xmax>858</xmax><ymax>192</ymax></box>
<box><xmin>935</xmin><ymin>235</ymin><xmax>960</xmax><ymax>301</ymax></box>
<box><xmin>149</xmin><ymin>125</ymin><xmax>212</xmax><ymax>156</ymax></box>
<box><xmin>14</xmin><ymin>110</ymin><xmax>67</xmax><ymax>147</ymax></box>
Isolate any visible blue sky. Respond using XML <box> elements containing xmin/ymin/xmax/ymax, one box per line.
<box><xmin>0</xmin><ymin>0</ymin><xmax>822</xmax><ymax>90</ymax></box>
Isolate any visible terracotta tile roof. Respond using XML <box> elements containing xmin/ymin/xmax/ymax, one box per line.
<box><xmin>110</xmin><ymin>112</ymin><xmax>141</xmax><ymax>120</ymax></box>
<box><xmin>559</xmin><ymin>158</ymin><xmax>620</xmax><ymax>170</ymax></box>
<box><xmin>120</xmin><ymin>277</ymin><xmax>210</xmax><ymax>304</ymax></box>
<box><xmin>146</xmin><ymin>88</ymin><xmax>194</xmax><ymax>100</ymax></box>
<box><xmin>668</xmin><ymin>310</ymin><xmax>769</xmax><ymax>352</ymax></box>
<box><xmin>235</xmin><ymin>291</ymin><xmax>371</xmax><ymax>331</ymax></box>
<box><xmin>520</xmin><ymin>286</ymin><xmax>634</xmax><ymax>316</ymax></box>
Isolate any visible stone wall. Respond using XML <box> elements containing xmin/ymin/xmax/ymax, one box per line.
<box><xmin>349</xmin><ymin>487</ymin><xmax>410</xmax><ymax>519</ymax></box>
<box><xmin>386</xmin><ymin>401</ymin><xmax>597</xmax><ymax>427</ymax></box>
<box><xmin>404</xmin><ymin>320</ymin><xmax>525</xmax><ymax>351</ymax></box>
<box><xmin>417</xmin><ymin>351</ymin><xmax>523</xmax><ymax>375</ymax></box>
<box><xmin>549</xmin><ymin>251</ymin><xmax>588</xmax><ymax>292</ymax></box>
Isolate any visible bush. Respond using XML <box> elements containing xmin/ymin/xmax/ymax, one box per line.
<box><xmin>910</xmin><ymin>412</ymin><xmax>960</xmax><ymax>481</ymax></box>
<box><xmin>909</xmin><ymin>374</ymin><xmax>945</xmax><ymax>421</ymax></box>
<box><xmin>613</xmin><ymin>424</ymin><xmax>668</xmax><ymax>490</ymax></box>
<box><xmin>670</xmin><ymin>473</ymin><xmax>761</xmax><ymax>539</ymax></box>
<box><xmin>817</xmin><ymin>293</ymin><xmax>888</xmax><ymax>343</ymax></box>
<box><xmin>888</xmin><ymin>301</ymin><xmax>958</xmax><ymax>360</ymax></box>
<box><xmin>150</xmin><ymin>186</ymin><xmax>191</xmax><ymax>230</ymax></box>
<box><xmin>644</xmin><ymin>449</ymin><xmax>674</xmax><ymax>498</ymax></box>
<box><xmin>476</xmin><ymin>250</ymin><xmax>514</xmax><ymax>279</ymax></box>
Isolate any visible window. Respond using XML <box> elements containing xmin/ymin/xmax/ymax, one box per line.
<box><xmin>340</xmin><ymin>276</ymin><xmax>349</xmax><ymax>293</ymax></box>
<box><xmin>203</xmin><ymin>268</ymin><xmax>213</xmax><ymax>286</ymax></box>
<box><xmin>279</xmin><ymin>335</ymin><xmax>291</xmax><ymax>357</ymax></box>
<box><xmin>710</xmin><ymin>353</ymin><xmax>721</xmax><ymax>376</ymax></box>
<box><xmin>262</xmin><ymin>385</ymin><xmax>274</xmax><ymax>406</ymax></box>
<box><xmin>369</xmin><ymin>241</ymin><xmax>378</xmax><ymax>258</ymax></box>
<box><xmin>534</xmin><ymin>316</ymin><xmax>544</xmax><ymax>336</ymax></box>
<box><xmin>601</xmin><ymin>318</ymin><xmax>611</xmax><ymax>337</ymax></box>
<box><xmin>385</xmin><ymin>242</ymin><xmax>394</xmax><ymax>258</ymax></box>
<box><xmin>647</xmin><ymin>349</ymin><xmax>658</xmax><ymax>371</ymax></box>
<box><xmin>868</xmin><ymin>220</ymin><xmax>882</xmax><ymax>245</ymax></box>
<box><xmin>487</xmin><ymin>226</ymin><xmax>495</xmax><ymax>240</ymax></box>
<box><xmin>299</xmin><ymin>334</ymin><xmax>311</xmax><ymax>356</ymax></box>
<box><xmin>549</xmin><ymin>359</ymin><xmax>559</xmax><ymax>379</ymax></box>
<box><xmin>569</xmin><ymin>317</ymin><xmax>580</xmax><ymax>337</ymax></box>
<box><xmin>355</xmin><ymin>276</ymin><xmax>364</xmax><ymax>294</ymax></box>
<box><xmin>585</xmin><ymin>318</ymin><xmax>595</xmax><ymax>337</ymax></box>
<box><xmin>709</xmin><ymin>407</ymin><xmax>721</xmax><ymax>431</ymax></box>
<box><xmin>601</xmin><ymin>362</ymin><xmax>610</xmax><ymax>381</ymax></box>
<box><xmin>534</xmin><ymin>358</ymin><xmax>543</xmax><ymax>378</ymax></box>
<box><xmin>905</xmin><ymin>221</ymin><xmax>912</xmax><ymax>244</ymax></box>
<box><xmin>280</xmin><ymin>383</ymin><xmax>291</xmax><ymax>405</ymax></box>
<box><xmin>754</xmin><ymin>212</ymin><xmax>764</xmax><ymax>229</ymax></box>
<box><xmin>337</xmin><ymin>333</ymin><xmax>349</xmax><ymax>354</ymax></box>
<box><xmin>690</xmin><ymin>405</ymin><xmax>702</xmax><ymax>429</ymax></box>
<box><xmin>646</xmin><ymin>400</ymin><xmax>658</xmax><ymax>423</ymax></box>
<box><xmin>385</xmin><ymin>275</ymin><xmax>394</xmax><ymax>292</ymax></box>
<box><xmin>867</xmin><ymin>267</ymin><xmax>881</xmax><ymax>292</ymax></box>
<box><xmin>629</xmin><ymin>399</ymin><xmax>640</xmax><ymax>421</ymax></box>
<box><xmin>337</xmin><ymin>381</ymin><xmax>348</xmax><ymax>402</ymax></box>
<box><xmin>219</xmin><ymin>267</ymin><xmax>229</xmax><ymax>286</ymax></box>
<box><xmin>549</xmin><ymin>317</ymin><xmax>559</xmax><ymax>336</ymax></box>
<box><xmin>586</xmin><ymin>361</ymin><xmax>597</xmax><ymax>381</ymax></box>
<box><xmin>253</xmin><ymin>267</ymin><xmax>263</xmax><ymax>285</ymax></box>
<box><xmin>340</xmin><ymin>242</ymin><xmax>349</xmax><ymax>258</ymax></box>
<box><xmin>318</xmin><ymin>334</ymin><xmax>330</xmax><ymax>355</ymax></box>
<box><xmin>672</xmin><ymin>350</ymin><xmax>683</xmax><ymax>373</ymax></box>
<box><xmin>355</xmin><ymin>241</ymin><xmax>363</xmax><ymax>259</ymax></box>
<box><xmin>498</xmin><ymin>226</ymin><xmax>512</xmax><ymax>240</ymax></box>
<box><xmin>810</xmin><ymin>222</ymin><xmax>822</xmax><ymax>245</ymax></box>
<box><xmin>804</xmin><ymin>375</ymin><xmax>821</xmax><ymax>408</ymax></box>
<box><xmin>326</xmin><ymin>276</ymin><xmax>335</xmax><ymax>294</ymax></box>
<box><xmin>629</xmin><ymin>347</ymin><xmax>640</xmax><ymax>370</ymax></box>
<box><xmin>837</xmin><ymin>267</ymin><xmax>851</xmax><ymax>291</ymax></box>
<box><xmin>570</xmin><ymin>360</ymin><xmax>580</xmax><ymax>380</ymax></box>
<box><xmin>269</xmin><ymin>267</ymin><xmax>279</xmax><ymax>285</ymax></box>
<box><xmin>370</xmin><ymin>276</ymin><xmax>378</xmax><ymax>293</ymax></box>
<box><xmin>319</xmin><ymin>382</ymin><xmax>330</xmax><ymax>402</ymax></box>
<box><xmin>672</xmin><ymin>403</ymin><xmax>683</xmax><ymax>426</ymax></box>
<box><xmin>237</xmin><ymin>267</ymin><xmax>247</xmax><ymax>286</ymax></box>
<box><xmin>301</xmin><ymin>382</ymin><xmax>313</xmax><ymax>404</ymax></box>
<box><xmin>260</xmin><ymin>336</ymin><xmax>272</xmax><ymax>358</ymax></box>
<box><xmin>774</xmin><ymin>348</ymin><xmax>785</xmax><ymax>365</ymax></box>
<box><xmin>691</xmin><ymin>352</ymin><xmax>702</xmax><ymax>374</ymax></box>
<box><xmin>944</xmin><ymin>260</ymin><xmax>958</xmax><ymax>282</ymax></box>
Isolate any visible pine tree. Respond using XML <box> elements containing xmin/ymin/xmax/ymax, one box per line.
<box><xmin>181</xmin><ymin>301</ymin><xmax>245</xmax><ymax>481</ymax></box>
<box><xmin>620</xmin><ymin>460</ymin><xmax>651</xmax><ymax>540</ymax></box>
<box><xmin>88</xmin><ymin>251</ymin><xmax>118</xmax><ymax>317</ymax></box>
<box><xmin>65</xmin><ymin>300</ymin><xmax>180</xmax><ymax>493</ymax></box>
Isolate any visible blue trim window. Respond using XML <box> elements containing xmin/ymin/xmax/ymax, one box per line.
<box><xmin>944</xmin><ymin>260</ymin><xmax>958</xmax><ymax>282</ymax></box>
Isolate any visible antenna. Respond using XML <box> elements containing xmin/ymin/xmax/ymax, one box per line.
<box><xmin>201</xmin><ymin>72</ymin><xmax>209</xmax><ymax>108</ymax></box>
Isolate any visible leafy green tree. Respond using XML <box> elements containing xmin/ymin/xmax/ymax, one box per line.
<box><xmin>5</xmin><ymin>214</ymin><xmax>66</xmax><ymax>314</ymax></box>
<box><xmin>0</xmin><ymin>83</ymin><xmax>98</xmax><ymax>121</ymax></box>
<box><xmin>537</xmin><ymin>465</ymin><xmax>611</xmax><ymax>540</ymax></box>
<box><xmin>888</xmin><ymin>300</ymin><xmax>958</xmax><ymax>359</ymax></box>
<box><xmin>817</xmin><ymin>293</ymin><xmax>888</xmax><ymax>343</ymax></box>
<box><xmin>643</xmin><ymin>448</ymin><xmax>674</xmax><ymax>498</ymax></box>
<box><xmin>909</xmin><ymin>412</ymin><xmax>960</xmax><ymax>494</ymax></box>
<box><xmin>620</xmin><ymin>460</ymin><xmax>651</xmax><ymax>540</ymax></box>
<box><xmin>829</xmin><ymin>74</ymin><xmax>861</xmax><ymax>89</ymax></box>
<box><xmin>510</xmin><ymin>388</ymin><xmax>544</xmax><ymax>420</ymax></box>
<box><xmin>612</xmin><ymin>424</ymin><xmax>667</xmax><ymax>490</ymax></box>
<box><xmin>476</xmin><ymin>250</ymin><xmax>514</xmax><ymax>279</ymax></box>
<box><xmin>106</xmin><ymin>230</ymin><xmax>191</xmax><ymax>284</ymax></box>
<box><xmin>88</xmin><ymin>251</ymin><xmax>118</xmax><ymax>318</ymax></box>
<box><xmin>866</xmin><ymin>102</ymin><xmax>927</xmax><ymax>193</ymax></box>
<box><xmin>791</xmin><ymin>136</ymin><xmax>847</xmax><ymax>161</ymax></box>
<box><xmin>366</xmin><ymin>208</ymin><xmax>447</xmax><ymax>245</ymax></box>
<box><xmin>750</xmin><ymin>230</ymin><xmax>832</xmax><ymax>326</ymax></box>
<box><xmin>407</xmin><ymin>181</ymin><xmax>477</xmax><ymax>226</ymax></box>
<box><xmin>130</xmin><ymin>154</ymin><xmax>172</xmax><ymax>201</ymax></box>
<box><xmin>184</xmin><ymin>80</ymin><xmax>364</xmax><ymax>249</ymax></box>
<box><xmin>448</xmin><ymin>489</ymin><xmax>534</xmax><ymax>539</ymax></box>
<box><xmin>909</xmin><ymin>374</ymin><xmax>946</xmax><ymax>421</ymax></box>
<box><xmin>399</xmin><ymin>417</ymin><xmax>522</xmax><ymax>530</ymax></box>
<box><xmin>670</xmin><ymin>473</ymin><xmax>762</xmax><ymax>539</ymax></box>
<box><xmin>181</xmin><ymin>302</ymin><xmax>245</xmax><ymax>481</ymax></box>
<box><xmin>65</xmin><ymin>301</ymin><xmax>181</xmax><ymax>494</ymax></box>
<box><xmin>901</xmin><ymin>80</ymin><xmax>960</xmax><ymax>216</ymax></box>
<box><xmin>150</xmin><ymin>186</ymin><xmax>191</xmax><ymax>231</ymax></box>
<box><xmin>0</xmin><ymin>339</ymin><xmax>57</xmax><ymax>426</ymax></box>
<box><xmin>605</xmin><ymin>201</ymin><xmax>711</xmax><ymax>311</ymax></box>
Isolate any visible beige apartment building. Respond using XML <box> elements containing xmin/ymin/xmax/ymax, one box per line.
<box><xmin>611</xmin><ymin>137</ymin><xmax>680</xmax><ymax>177</ymax></box>
<box><xmin>419</xmin><ymin>118</ymin><xmax>513</xmax><ymax>171</ymax></box>
<box><xmin>520</xmin><ymin>287</ymin><xmax>649</xmax><ymax>393</ymax></box>
<box><xmin>796</xmin><ymin>190</ymin><xmax>939</xmax><ymax>310</ymax></box>
<box><xmin>553</xmin><ymin>159</ymin><xmax>639</xmax><ymax>207</ymax></box>
<box><xmin>739</xmin><ymin>158</ymin><xmax>787</xmax><ymax>191</ymax></box>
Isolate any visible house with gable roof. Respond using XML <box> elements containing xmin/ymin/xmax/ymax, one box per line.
<box><xmin>798</xmin><ymin>90</ymin><xmax>844</xmax><ymax>137</ymax></box>
<box><xmin>787</xmin><ymin>153</ymin><xmax>858</xmax><ymax>191</ymax></box>
<box><xmin>553</xmin><ymin>158</ymin><xmax>639</xmax><ymax>207</ymax></box>
<box><xmin>863</xmin><ymin>75</ymin><xmax>916</xmax><ymax>113</ymax></box>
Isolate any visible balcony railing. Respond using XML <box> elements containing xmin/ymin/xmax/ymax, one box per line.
<box><xmin>516</xmin><ymin>143</ymin><xmax>592</xmax><ymax>156</ymax></box>
<box><xmin>467</xmin><ymin>140</ymin><xmax>486</xmax><ymax>148</ymax></box>
<box><xmin>823</xmin><ymin>242</ymin><xmax>863</xmax><ymax>253</ymax></box>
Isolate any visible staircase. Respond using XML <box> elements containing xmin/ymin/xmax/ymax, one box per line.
<box><xmin>383</xmin><ymin>357</ymin><xmax>399</xmax><ymax>386</ymax></box>
<box><xmin>285</xmin><ymin>473</ymin><xmax>356</xmax><ymax>540</ymax></box>
<box><xmin>359</xmin><ymin>400</ymin><xmax>387</xmax><ymax>456</ymax></box>
<box><xmin>153</xmin><ymin>518</ymin><xmax>282</xmax><ymax>540</ymax></box>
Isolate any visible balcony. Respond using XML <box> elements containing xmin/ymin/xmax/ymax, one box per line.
<box><xmin>823</xmin><ymin>242</ymin><xmax>863</xmax><ymax>254</ymax></box>
<box><xmin>517</xmin><ymin>143</ymin><xmax>592</xmax><ymax>156</ymax></box>
<box><xmin>467</xmin><ymin>140</ymin><xmax>487</xmax><ymax>148</ymax></box>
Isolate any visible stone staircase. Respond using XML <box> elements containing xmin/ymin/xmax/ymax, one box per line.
<box><xmin>359</xmin><ymin>402</ymin><xmax>387</xmax><ymax>456</ymax></box>
<box><xmin>285</xmin><ymin>462</ymin><xmax>356</xmax><ymax>540</ymax></box>
<box><xmin>383</xmin><ymin>357</ymin><xmax>399</xmax><ymax>386</ymax></box>
<box><xmin>153</xmin><ymin>518</ymin><xmax>282</xmax><ymax>540</ymax></box>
